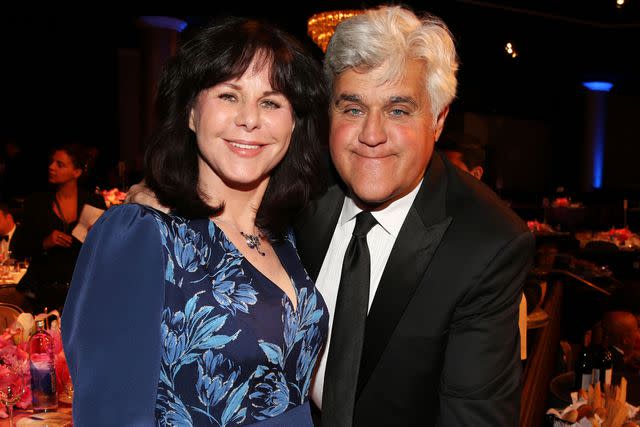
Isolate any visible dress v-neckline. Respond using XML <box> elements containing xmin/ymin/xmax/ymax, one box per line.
<box><xmin>209</xmin><ymin>219</ymin><xmax>299</xmax><ymax>313</ymax></box>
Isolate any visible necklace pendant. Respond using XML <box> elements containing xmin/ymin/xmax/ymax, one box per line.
<box><xmin>240</xmin><ymin>231</ymin><xmax>266</xmax><ymax>256</ymax></box>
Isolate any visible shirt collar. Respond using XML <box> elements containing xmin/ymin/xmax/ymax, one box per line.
<box><xmin>339</xmin><ymin>180</ymin><xmax>423</xmax><ymax>238</ymax></box>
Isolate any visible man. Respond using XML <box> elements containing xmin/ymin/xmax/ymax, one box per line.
<box><xmin>602</xmin><ymin>310</ymin><xmax>640</xmax><ymax>370</ymax></box>
<box><xmin>127</xmin><ymin>6</ymin><xmax>534</xmax><ymax>425</ymax></box>
<box><xmin>0</xmin><ymin>202</ymin><xmax>17</xmax><ymax>261</ymax></box>
<box><xmin>438</xmin><ymin>131</ymin><xmax>486</xmax><ymax>180</ymax></box>
<box><xmin>601</xmin><ymin>311</ymin><xmax>640</xmax><ymax>404</ymax></box>
<box><xmin>294</xmin><ymin>6</ymin><xmax>534</xmax><ymax>426</ymax></box>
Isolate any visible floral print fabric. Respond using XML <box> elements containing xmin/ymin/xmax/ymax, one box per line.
<box><xmin>151</xmin><ymin>212</ymin><xmax>328</xmax><ymax>426</ymax></box>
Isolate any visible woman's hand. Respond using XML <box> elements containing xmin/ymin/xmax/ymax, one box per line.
<box><xmin>43</xmin><ymin>230</ymin><xmax>74</xmax><ymax>250</ymax></box>
<box><xmin>125</xmin><ymin>181</ymin><xmax>170</xmax><ymax>213</ymax></box>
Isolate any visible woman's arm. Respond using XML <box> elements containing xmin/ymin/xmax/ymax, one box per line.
<box><xmin>62</xmin><ymin>204</ymin><xmax>166</xmax><ymax>426</ymax></box>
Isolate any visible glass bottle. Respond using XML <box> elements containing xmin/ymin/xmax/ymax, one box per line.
<box><xmin>590</xmin><ymin>325</ymin><xmax>613</xmax><ymax>387</ymax></box>
<box><xmin>28</xmin><ymin>319</ymin><xmax>58</xmax><ymax>412</ymax></box>
<box><xmin>574</xmin><ymin>329</ymin><xmax>593</xmax><ymax>391</ymax></box>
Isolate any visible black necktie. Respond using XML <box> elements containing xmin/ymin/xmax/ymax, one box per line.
<box><xmin>322</xmin><ymin>211</ymin><xmax>378</xmax><ymax>427</ymax></box>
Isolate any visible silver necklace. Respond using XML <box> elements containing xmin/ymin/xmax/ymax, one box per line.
<box><xmin>240</xmin><ymin>231</ymin><xmax>266</xmax><ymax>256</ymax></box>
<box><xmin>213</xmin><ymin>217</ymin><xmax>266</xmax><ymax>256</ymax></box>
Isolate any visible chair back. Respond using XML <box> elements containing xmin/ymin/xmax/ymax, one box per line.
<box><xmin>0</xmin><ymin>302</ymin><xmax>23</xmax><ymax>330</ymax></box>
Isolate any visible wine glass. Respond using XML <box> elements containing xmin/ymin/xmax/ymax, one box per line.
<box><xmin>0</xmin><ymin>364</ymin><xmax>27</xmax><ymax>427</ymax></box>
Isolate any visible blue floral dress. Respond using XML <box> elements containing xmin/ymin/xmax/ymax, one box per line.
<box><xmin>62</xmin><ymin>204</ymin><xmax>328</xmax><ymax>427</ymax></box>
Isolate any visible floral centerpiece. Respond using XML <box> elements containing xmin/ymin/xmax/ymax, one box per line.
<box><xmin>0</xmin><ymin>313</ymin><xmax>71</xmax><ymax>418</ymax></box>
<box><xmin>527</xmin><ymin>220</ymin><xmax>554</xmax><ymax>233</ymax></box>
<box><xmin>608</xmin><ymin>227</ymin><xmax>633</xmax><ymax>245</ymax></box>
<box><xmin>100</xmin><ymin>188</ymin><xmax>127</xmax><ymax>208</ymax></box>
<box><xmin>0</xmin><ymin>327</ymin><xmax>31</xmax><ymax>418</ymax></box>
<box><xmin>552</xmin><ymin>197</ymin><xmax>571</xmax><ymax>208</ymax></box>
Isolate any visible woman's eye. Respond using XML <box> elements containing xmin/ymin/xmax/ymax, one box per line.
<box><xmin>219</xmin><ymin>93</ymin><xmax>237</xmax><ymax>102</ymax></box>
<box><xmin>261</xmin><ymin>99</ymin><xmax>280</xmax><ymax>109</ymax></box>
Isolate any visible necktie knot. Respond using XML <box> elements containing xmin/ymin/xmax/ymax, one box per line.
<box><xmin>353</xmin><ymin>211</ymin><xmax>377</xmax><ymax>238</ymax></box>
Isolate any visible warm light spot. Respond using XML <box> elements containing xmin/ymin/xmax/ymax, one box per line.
<box><xmin>505</xmin><ymin>42</ymin><xmax>518</xmax><ymax>58</ymax></box>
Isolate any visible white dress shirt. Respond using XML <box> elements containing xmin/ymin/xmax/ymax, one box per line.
<box><xmin>0</xmin><ymin>224</ymin><xmax>16</xmax><ymax>261</ymax></box>
<box><xmin>310</xmin><ymin>182</ymin><xmax>422</xmax><ymax>407</ymax></box>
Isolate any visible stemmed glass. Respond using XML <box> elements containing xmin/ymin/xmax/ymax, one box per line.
<box><xmin>0</xmin><ymin>362</ymin><xmax>27</xmax><ymax>427</ymax></box>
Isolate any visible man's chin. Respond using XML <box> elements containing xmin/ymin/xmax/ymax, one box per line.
<box><xmin>349</xmin><ymin>189</ymin><xmax>395</xmax><ymax>211</ymax></box>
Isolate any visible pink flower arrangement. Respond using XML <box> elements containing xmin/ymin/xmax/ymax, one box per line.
<box><xmin>551</xmin><ymin>197</ymin><xmax>570</xmax><ymax>208</ymax></box>
<box><xmin>0</xmin><ymin>329</ymin><xmax>31</xmax><ymax>418</ymax></box>
<box><xmin>101</xmin><ymin>188</ymin><xmax>127</xmax><ymax>208</ymax></box>
<box><xmin>527</xmin><ymin>220</ymin><xmax>554</xmax><ymax>233</ymax></box>
<box><xmin>608</xmin><ymin>227</ymin><xmax>632</xmax><ymax>244</ymax></box>
<box><xmin>0</xmin><ymin>321</ymin><xmax>71</xmax><ymax>418</ymax></box>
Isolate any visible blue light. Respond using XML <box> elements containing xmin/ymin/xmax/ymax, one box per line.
<box><xmin>139</xmin><ymin>16</ymin><xmax>187</xmax><ymax>32</ymax></box>
<box><xmin>582</xmin><ymin>81</ymin><xmax>614</xmax><ymax>92</ymax></box>
<box><xmin>593</xmin><ymin>133</ymin><xmax>603</xmax><ymax>188</ymax></box>
<box><xmin>589</xmin><ymin>92</ymin><xmax>607</xmax><ymax>189</ymax></box>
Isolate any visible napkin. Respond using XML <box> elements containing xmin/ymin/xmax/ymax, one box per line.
<box><xmin>71</xmin><ymin>204</ymin><xmax>105</xmax><ymax>243</ymax></box>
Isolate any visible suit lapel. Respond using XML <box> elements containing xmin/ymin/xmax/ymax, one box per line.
<box><xmin>357</xmin><ymin>153</ymin><xmax>452</xmax><ymax>397</ymax></box>
<box><xmin>294</xmin><ymin>185</ymin><xmax>345</xmax><ymax>281</ymax></box>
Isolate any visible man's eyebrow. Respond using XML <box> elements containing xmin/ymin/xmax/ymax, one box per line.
<box><xmin>334</xmin><ymin>94</ymin><xmax>361</xmax><ymax>105</ymax></box>
<box><xmin>388</xmin><ymin>96</ymin><xmax>418</xmax><ymax>107</ymax></box>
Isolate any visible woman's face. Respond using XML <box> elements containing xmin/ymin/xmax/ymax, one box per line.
<box><xmin>48</xmin><ymin>150</ymin><xmax>81</xmax><ymax>185</ymax></box>
<box><xmin>189</xmin><ymin>56</ymin><xmax>295</xmax><ymax>192</ymax></box>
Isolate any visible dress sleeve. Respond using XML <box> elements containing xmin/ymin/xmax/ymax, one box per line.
<box><xmin>438</xmin><ymin>231</ymin><xmax>535</xmax><ymax>427</ymax></box>
<box><xmin>62</xmin><ymin>204</ymin><xmax>166</xmax><ymax>426</ymax></box>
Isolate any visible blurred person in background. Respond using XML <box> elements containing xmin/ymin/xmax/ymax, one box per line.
<box><xmin>438</xmin><ymin>131</ymin><xmax>486</xmax><ymax>180</ymax></box>
<box><xmin>11</xmin><ymin>143</ymin><xmax>105</xmax><ymax>313</ymax></box>
<box><xmin>0</xmin><ymin>201</ymin><xmax>18</xmax><ymax>261</ymax></box>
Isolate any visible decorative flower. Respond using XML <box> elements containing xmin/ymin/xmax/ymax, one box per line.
<box><xmin>172</xmin><ymin>222</ymin><xmax>210</xmax><ymax>273</ymax></box>
<box><xmin>99</xmin><ymin>188</ymin><xmax>127</xmax><ymax>208</ymax></box>
<box><xmin>161</xmin><ymin>308</ymin><xmax>188</xmax><ymax>366</ymax></box>
<box><xmin>552</xmin><ymin>197</ymin><xmax>570</xmax><ymax>208</ymax></box>
<box><xmin>196</xmin><ymin>351</ymin><xmax>240</xmax><ymax>408</ymax></box>
<box><xmin>608</xmin><ymin>227</ymin><xmax>632</xmax><ymax>244</ymax></box>
<box><xmin>0</xmin><ymin>329</ymin><xmax>31</xmax><ymax>418</ymax></box>
<box><xmin>249</xmin><ymin>369</ymin><xmax>290</xmax><ymax>420</ymax></box>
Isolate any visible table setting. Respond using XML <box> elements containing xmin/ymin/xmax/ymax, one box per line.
<box><xmin>0</xmin><ymin>311</ymin><xmax>72</xmax><ymax>426</ymax></box>
<box><xmin>0</xmin><ymin>257</ymin><xmax>27</xmax><ymax>288</ymax></box>
<box><xmin>548</xmin><ymin>379</ymin><xmax>640</xmax><ymax>427</ymax></box>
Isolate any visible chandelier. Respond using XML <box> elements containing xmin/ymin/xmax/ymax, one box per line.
<box><xmin>307</xmin><ymin>10</ymin><xmax>364</xmax><ymax>53</ymax></box>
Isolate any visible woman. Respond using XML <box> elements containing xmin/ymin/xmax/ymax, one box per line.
<box><xmin>62</xmin><ymin>18</ymin><xmax>329</xmax><ymax>426</ymax></box>
<box><xmin>12</xmin><ymin>143</ymin><xmax>105</xmax><ymax>313</ymax></box>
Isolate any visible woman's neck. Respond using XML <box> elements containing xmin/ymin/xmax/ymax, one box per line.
<box><xmin>56</xmin><ymin>180</ymin><xmax>78</xmax><ymax>199</ymax></box>
<box><xmin>199</xmin><ymin>161</ymin><xmax>269</xmax><ymax>231</ymax></box>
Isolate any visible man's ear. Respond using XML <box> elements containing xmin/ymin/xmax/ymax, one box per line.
<box><xmin>434</xmin><ymin>106</ymin><xmax>450</xmax><ymax>141</ymax></box>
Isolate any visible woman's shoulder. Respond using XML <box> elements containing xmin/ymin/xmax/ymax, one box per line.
<box><xmin>92</xmin><ymin>203</ymin><xmax>169</xmax><ymax>235</ymax></box>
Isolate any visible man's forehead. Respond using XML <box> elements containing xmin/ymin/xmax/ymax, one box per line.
<box><xmin>333</xmin><ymin>61</ymin><xmax>426</xmax><ymax>102</ymax></box>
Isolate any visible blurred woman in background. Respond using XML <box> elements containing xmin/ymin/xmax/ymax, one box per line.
<box><xmin>12</xmin><ymin>143</ymin><xmax>105</xmax><ymax>312</ymax></box>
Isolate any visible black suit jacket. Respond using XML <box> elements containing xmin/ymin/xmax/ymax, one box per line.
<box><xmin>295</xmin><ymin>152</ymin><xmax>535</xmax><ymax>426</ymax></box>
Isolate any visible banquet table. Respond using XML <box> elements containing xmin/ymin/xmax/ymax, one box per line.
<box><xmin>0</xmin><ymin>403</ymin><xmax>71</xmax><ymax>426</ymax></box>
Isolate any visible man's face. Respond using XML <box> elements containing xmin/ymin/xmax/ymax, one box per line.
<box><xmin>329</xmin><ymin>59</ymin><xmax>448</xmax><ymax>210</ymax></box>
<box><xmin>0</xmin><ymin>211</ymin><xmax>14</xmax><ymax>235</ymax></box>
